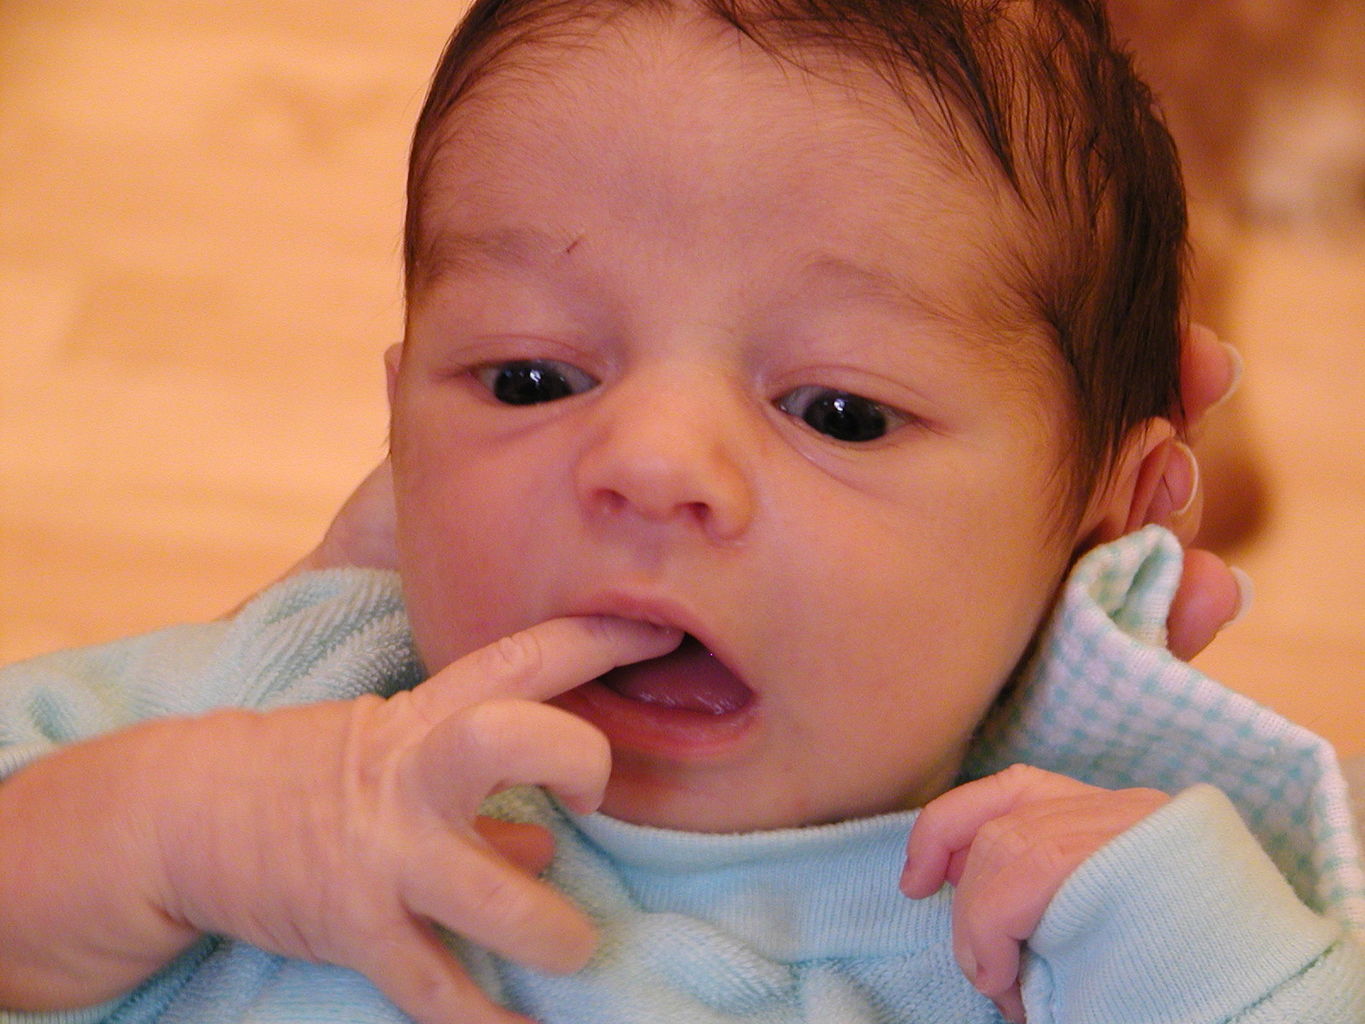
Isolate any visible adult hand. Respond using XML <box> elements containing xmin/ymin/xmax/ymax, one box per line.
<box><xmin>158</xmin><ymin>615</ymin><xmax>680</xmax><ymax>1024</ymax></box>
<box><xmin>293</xmin><ymin>460</ymin><xmax>399</xmax><ymax>573</ymax></box>
<box><xmin>1144</xmin><ymin>324</ymin><xmax>1249</xmax><ymax>659</ymax></box>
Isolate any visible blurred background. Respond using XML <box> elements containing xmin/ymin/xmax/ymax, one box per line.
<box><xmin>2</xmin><ymin>0</ymin><xmax>1363</xmax><ymax>758</ymax></box>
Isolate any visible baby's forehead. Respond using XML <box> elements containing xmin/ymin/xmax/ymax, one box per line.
<box><xmin>415</xmin><ymin>10</ymin><xmax>1041</xmax><ymax>302</ymax></box>
<box><xmin>435</xmin><ymin>4</ymin><xmax>1002</xmax><ymax>175</ymax></box>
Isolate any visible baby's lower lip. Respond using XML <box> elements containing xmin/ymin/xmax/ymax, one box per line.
<box><xmin>553</xmin><ymin>637</ymin><xmax>758</xmax><ymax>759</ymax></box>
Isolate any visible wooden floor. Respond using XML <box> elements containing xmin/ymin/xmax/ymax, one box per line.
<box><xmin>2</xmin><ymin>1</ymin><xmax>1363</xmax><ymax>758</ymax></box>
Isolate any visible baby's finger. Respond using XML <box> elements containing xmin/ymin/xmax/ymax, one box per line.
<box><xmin>901</xmin><ymin>766</ymin><xmax>1092</xmax><ymax>897</ymax></box>
<box><xmin>949</xmin><ymin>811</ymin><xmax>1078</xmax><ymax>1005</ymax></box>
<box><xmin>401</xmin><ymin>835</ymin><xmax>597</xmax><ymax>976</ymax></box>
<box><xmin>993</xmin><ymin>985</ymin><xmax>1027</xmax><ymax>1024</ymax></box>
<box><xmin>412</xmin><ymin>699</ymin><xmax>612</xmax><ymax>818</ymax></box>
<box><xmin>359</xmin><ymin>917</ymin><xmax>533</xmax><ymax>1024</ymax></box>
<box><xmin>474</xmin><ymin>817</ymin><xmax>557</xmax><ymax>876</ymax></box>
<box><xmin>413</xmin><ymin>616</ymin><xmax>682</xmax><ymax>712</ymax></box>
<box><xmin>947</xmin><ymin>792</ymin><xmax>1168</xmax><ymax>1010</ymax></box>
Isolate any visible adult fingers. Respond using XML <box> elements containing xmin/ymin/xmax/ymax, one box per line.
<box><xmin>1138</xmin><ymin>438</ymin><xmax>1201</xmax><ymax>544</ymax></box>
<box><xmin>412</xmin><ymin>699</ymin><xmax>613</xmax><ymax>818</ymax></box>
<box><xmin>1166</xmin><ymin>549</ymin><xmax>1250</xmax><ymax>660</ymax></box>
<box><xmin>359</xmin><ymin>918</ymin><xmax>534</xmax><ymax>1024</ymax></box>
<box><xmin>292</xmin><ymin>460</ymin><xmax>399</xmax><ymax>574</ymax></box>
<box><xmin>412</xmin><ymin>616</ymin><xmax>682</xmax><ymax>713</ymax></box>
<box><xmin>401</xmin><ymin>834</ymin><xmax>597</xmax><ymax>976</ymax></box>
<box><xmin>1178</xmin><ymin>323</ymin><xmax>1242</xmax><ymax>430</ymax></box>
<box><xmin>1135</xmin><ymin>431</ymin><xmax>1252</xmax><ymax>659</ymax></box>
<box><xmin>324</xmin><ymin>460</ymin><xmax>399</xmax><ymax>569</ymax></box>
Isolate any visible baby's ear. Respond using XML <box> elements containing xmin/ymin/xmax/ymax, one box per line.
<box><xmin>384</xmin><ymin>343</ymin><xmax>403</xmax><ymax>411</ymax></box>
<box><xmin>1077</xmin><ymin>417</ymin><xmax>1182</xmax><ymax>548</ymax></box>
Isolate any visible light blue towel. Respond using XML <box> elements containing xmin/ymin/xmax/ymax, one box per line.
<box><xmin>969</xmin><ymin>524</ymin><xmax>1365</xmax><ymax>937</ymax></box>
<box><xmin>2</xmin><ymin>526</ymin><xmax>1361</xmax><ymax>1022</ymax></box>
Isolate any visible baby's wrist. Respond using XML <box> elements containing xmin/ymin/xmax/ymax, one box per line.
<box><xmin>0</xmin><ymin>718</ymin><xmax>208</xmax><ymax>1009</ymax></box>
<box><xmin>143</xmin><ymin>708</ymin><xmax>295</xmax><ymax>937</ymax></box>
<box><xmin>91</xmin><ymin>715</ymin><xmax>229</xmax><ymax>957</ymax></box>
<box><xmin>145</xmin><ymin>701</ymin><xmax>363</xmax><ymax>958</ymax></box>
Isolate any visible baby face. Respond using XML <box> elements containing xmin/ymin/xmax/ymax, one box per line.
<box><xmin>392</xmin><ymin>10</ymin><xmax>1093</xmax><ymax>831</ymax></box>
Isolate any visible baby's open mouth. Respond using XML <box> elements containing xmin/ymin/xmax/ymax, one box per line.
<box><xmin>597</xmin><ymin>633</ymin><xmax>754</xmax><ymax>715</ymax></box>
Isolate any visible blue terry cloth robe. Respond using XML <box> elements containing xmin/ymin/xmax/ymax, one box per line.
<box><xmin>1</xmin><ymin>527</ymin><xmax>1362</xmax><ymax>1023</ymax></box>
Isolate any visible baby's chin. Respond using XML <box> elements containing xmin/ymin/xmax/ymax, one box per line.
<box><xmin>590</xmin><ymin>770</ymin><xmax>943</xmax><ymax>834</ymax></box>
<box><xmin>597</xmin><ymin>794</ymin><xmax>811</xmax><ymax>834</ymax></box>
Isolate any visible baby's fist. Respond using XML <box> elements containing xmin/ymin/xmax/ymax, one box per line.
<box><xmin>900</xmin><ymin>765</ymin><xmax>1168</xmax><ymax>1023</ymax></box>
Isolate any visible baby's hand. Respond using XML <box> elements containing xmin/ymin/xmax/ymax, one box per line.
<box><xmin>161</xmin><ymin>615</ymin><xmax>678</xmax><ymax>1024</ymax></box>
<box><xmin>0</xmin><ymin>616</ymin><xmax>677</xmax><ymax>1023</ymax></box>
<box><xmin>899</xmin><ymin>765</ymin><xmax>1168</xmax><ymax>1023</ymax></box>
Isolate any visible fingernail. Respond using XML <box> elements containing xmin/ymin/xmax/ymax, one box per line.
<box><xmin>1209</xmin><ymin>342</ymin><xmax>1244</xmax><ymax>413</ymax></box>
<box><xmin>1229</xmin><ymin>567</ymin><xmax>1255</xmax><ymax>624</ymax></box>
<box><xmin>1167</xmin><ymin>441</ymin><xmax>1200</xmax><ymax>519</ymax></box>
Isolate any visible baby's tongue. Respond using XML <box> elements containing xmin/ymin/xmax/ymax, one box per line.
<box><xmin>599</xmin><ymin>634</ymin><xmax>753</xmax><ymax>714</ymax></box>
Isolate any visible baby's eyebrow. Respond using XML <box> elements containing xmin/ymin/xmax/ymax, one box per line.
<box><xmin>800</xmin><ymin>253</ymin><xmax>909</xmax><ymax>303</ymax></box>
<box><xmin>795</xmin><ymin>253</ymin><xmax>949</xmax><ymax>323</ymax></box>
<box><xmin>414</xmin><ymin>231</ymin><xmax>977</xmax><ymax>339</ymax></box>
<box><xmin>415</xmin><ymin>226</ymin><xmax>581</xmax><ymax>286</ymax></box>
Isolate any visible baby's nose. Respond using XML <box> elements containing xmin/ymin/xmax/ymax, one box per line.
<box><xmin>572</xmin><ymin>376</ymin><xmax>757</xmax><ymax>543</ymax></box>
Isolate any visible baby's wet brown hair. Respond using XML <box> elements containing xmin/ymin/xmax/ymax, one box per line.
<box><xmin>404</xmin><ymin>0</ymin><xmax>1187</xmax><ymax>516</ymax></box>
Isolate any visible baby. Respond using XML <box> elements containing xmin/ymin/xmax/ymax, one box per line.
<box><xmin>1</xmin><ymin>1</ymin><xmax>1360</xmax><ymax>1022</ymax></box>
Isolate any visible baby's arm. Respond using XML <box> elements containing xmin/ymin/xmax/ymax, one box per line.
<box><xmin>902</xmin><ymin>764</ymin><xmax>1365</xmax><ymax>1023</ymax></box>
<box><xmin>0</xmin><ymin>616</ymin><xmax>679</xmax><ymax>1024</ymax></box>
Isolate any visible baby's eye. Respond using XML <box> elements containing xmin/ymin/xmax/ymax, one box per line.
<box><xmin>776</xmin><ymin>386</ymin><xmax>906</xmax><ymax>442</ymax></box>
<box><xmin>474</xmin><ymin>359</ymin><xmax>598</xmax><ymax>406</ymax></box>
